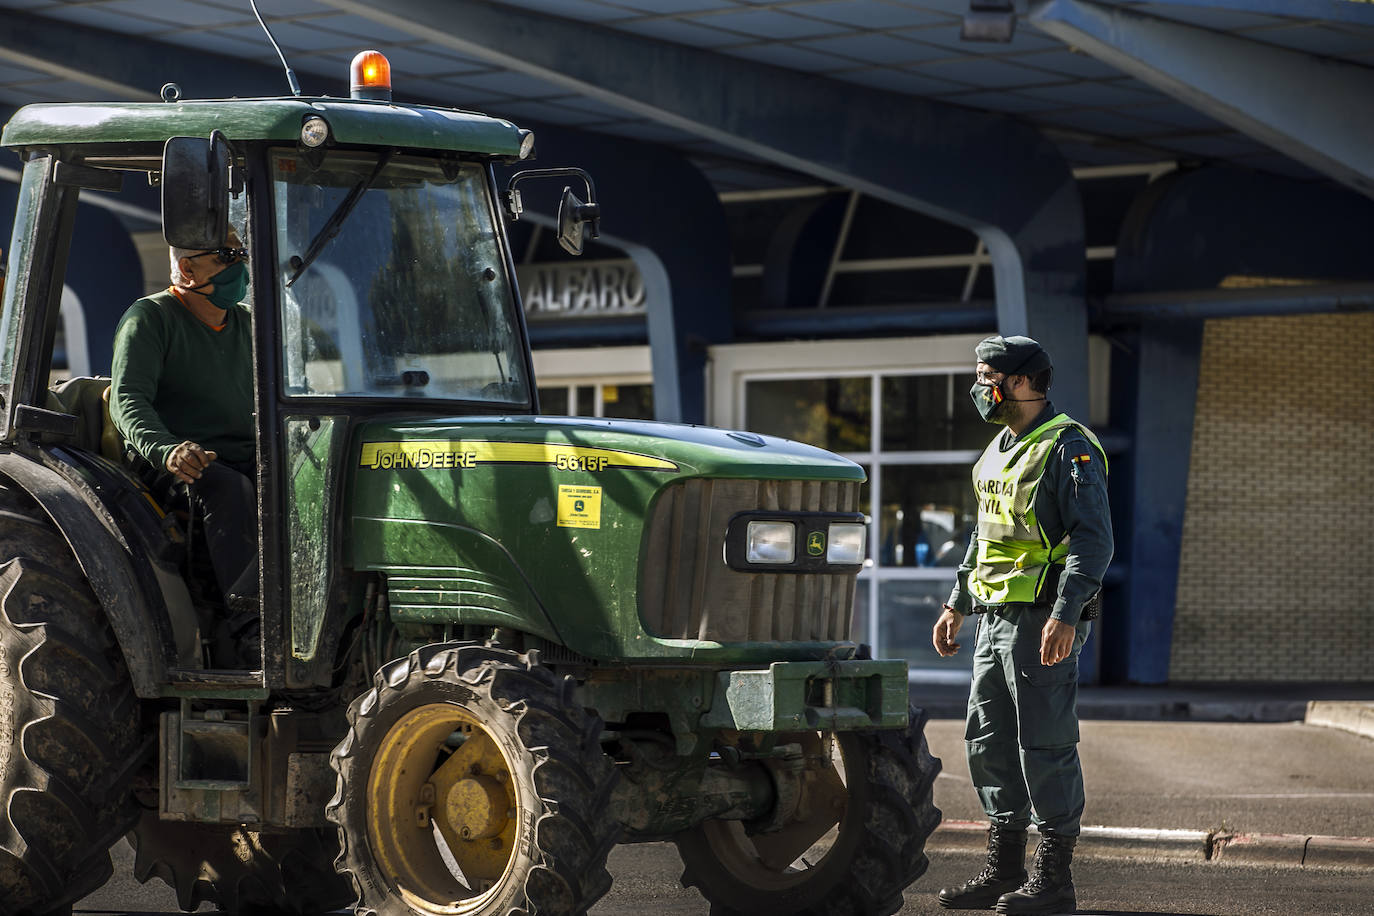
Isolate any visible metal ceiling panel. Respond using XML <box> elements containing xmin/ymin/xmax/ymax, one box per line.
<box><xmin>1042</xmin><ymin>107</ymin><xmax>1178</xmax><ymax>136</ymax></box>
<box><xmin>491</xmin><ymin>0</ymin><xmax>626</xmax><ymax>21</ymax></box>
<box><xmin>834</xmin><ymin>66</ymin><xmax>971</xmax><ymax>93</ymax></box>
<box><xmin>610</xmin><ymin>0</ymin><xmax>734</xmax><ymax>12</ymax></box>
<box><xmin>1020</xmin><ymin>79</ymin><xmax>1161</xmax><ymax>106</ymax></box>
<box><xmin>1012</xmin><ymin>48</ymin><xmax>1125</xmax><ymax>79</ymax></box>
<box><xmin>906</xmin><ymin>24</ymin><xmax>1064</xmax><ymax>54</ymax></box>
<box><xmin>1245</xmin><ymin>22</ymin><xmax>1374</xmax><ymax>59</ymax></box>
<box><xmin>918</xmin><ymin>57</ymin><xmax>1058</xmax><ymax>88</ymax></box>
<box><xmin>935</xmin><ymin>89</ymin><xmax>1067</xmax><ymax>112</ymax></box>
<box><xmin>698</xmin><ymin>8</ymin><xmax>848</xmax><ymax>39</ymax></box>
<box><xmin>39</xmin><ymin>4</ymin><xmax>164</xmax><ymax>34</ymax></box>
<box><xmin>610</xmin><ymin>17</ymin><xmax>740</xmax><ymax>47</ymax></box>
<box><xmin>793</xmin><ymin>1</ymin><xmax>957</xmax><ymax>29</ymax></box>
<box><xmin>796</xmin><ymin>31</ymin><xmax>954</xmax><ymax>65</ymax></box>
<box><xmin>102</xmin><ymin>0</ymin><xmax>249</xmax><ymax>27</ymax></box>
<box><xmin>721</xmin><ymin>42</ymin><xmax>850</xmax><ymax>70</ymax></box>
<box><xmin>1133</xmin><ymin>3</ymin><xmax>1282</xmax><ymax>30</ymax></box>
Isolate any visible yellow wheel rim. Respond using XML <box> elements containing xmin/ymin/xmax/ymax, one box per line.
<box><xmin>366</xmin><ymin>703</ymin><xmax>523</xmax><ymax>914</ymax></box>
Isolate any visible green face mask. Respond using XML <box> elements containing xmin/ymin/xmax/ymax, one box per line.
<box><xmin>194</xmin><ymin>261</ymin><xmax>249</xmax><ymax>310</ymax></box>
<box><xmin>969</xmin><ymin>380</ymin><xmax>1008</xmax><ymax>423</ymax></box>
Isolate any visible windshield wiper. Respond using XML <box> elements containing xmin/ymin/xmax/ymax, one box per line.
<box><xmin>285</xmin><ymin>150</ymin><xmax>393</xmax><ymax>288</ymax></box>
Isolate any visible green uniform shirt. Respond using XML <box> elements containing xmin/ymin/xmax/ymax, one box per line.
<box><xmin>110</xmin><ymin>289</ymin><xmax>255</xmax><ymax>470</ymax></box>
<box><xmin>947</xmin><ymin>402</ymin><xmax>1113</xmax><ymax>626</ymax></box>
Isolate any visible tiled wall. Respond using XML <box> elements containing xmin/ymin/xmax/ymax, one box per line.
<box><xmin>1170</xmin><ymin>313</ymin><xmax>1374</xmax><ymax>681</ymax></box>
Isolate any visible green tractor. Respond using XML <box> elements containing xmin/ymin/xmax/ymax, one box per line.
<box><xmin>0</xmin><ymin>53</ymin><xmax>939</xmax><ymax>916</ymax></box>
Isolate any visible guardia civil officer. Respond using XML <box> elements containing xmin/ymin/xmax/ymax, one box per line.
<box><xmin>931</xmin><ymin>335</ymin><xmax>1112</xmax><ymax>915</ymax></box>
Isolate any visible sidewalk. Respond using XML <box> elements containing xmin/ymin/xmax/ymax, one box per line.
<box><xmin>911</xmin><ymin>680</ymin><xmax>1374</xmax><ymax>722</ymax></box>
<box><xmin>917</xmin><ymin>686</ymin><xmax>1374</xmax><ymax>870</ymax></box>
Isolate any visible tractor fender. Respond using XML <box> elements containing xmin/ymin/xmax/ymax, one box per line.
<box><xmin>0</xmin><ymin>450</ymin><xmax>173</xmax><ymax>696</ymax></box>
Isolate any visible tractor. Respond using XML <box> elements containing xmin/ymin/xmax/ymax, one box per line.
<box><xmin>0</xmin><ymin>49</ymin><xmax>939</xmax><ymax>916</ymax></box>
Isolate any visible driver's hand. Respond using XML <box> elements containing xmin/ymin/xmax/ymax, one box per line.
<box><xmin>166</xmin><ymin>440</ymin><xmax>217</xmax><ymax>484</ymax></box>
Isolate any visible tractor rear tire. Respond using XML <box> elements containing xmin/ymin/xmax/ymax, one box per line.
<box><xmin>128</xmin><ymin>817</ymin><xmax>352</xmax><ymax>914</ymax></box>
<box><xmin>677</xmin><ymin>705</ymin><xmax>942</xmax><ymax>916</ymax></box>
<box><xmin>0</xmin><ymin>484</ymin><xmax>145</xmax><ymax>915</ymax></box>
<box><xmin>328</xmin><ymin>643</ymin><xmax>620</xmax><ymax>916</ymax></box>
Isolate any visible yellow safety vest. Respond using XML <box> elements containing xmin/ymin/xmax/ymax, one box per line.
<box><xmin>969</xmin><ymin>413</ymin><xmax>1106</xmax><ymax>606</ymax></box>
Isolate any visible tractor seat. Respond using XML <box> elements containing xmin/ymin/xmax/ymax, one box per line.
<box><xmin>44</xmin><ymin>375</ymin><xmax>124</xmax><ymax>462</ymax></box>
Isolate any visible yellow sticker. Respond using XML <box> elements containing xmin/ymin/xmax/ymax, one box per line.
<box><xmin>558</xmin><ymin>485</ymin><xmax>602</xmax><ymax>529</ymax></box>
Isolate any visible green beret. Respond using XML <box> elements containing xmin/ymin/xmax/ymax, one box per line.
<box><xmin>975</xmin><ymin>335</ymin><xmax>1052</xmax><ymax>376</ymax></box>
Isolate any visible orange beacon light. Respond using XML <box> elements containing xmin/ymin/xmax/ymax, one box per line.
<box><xmin>351</xmin><ymin>50</ymin><xmax>392</xmax><ymax>101</ymax></box>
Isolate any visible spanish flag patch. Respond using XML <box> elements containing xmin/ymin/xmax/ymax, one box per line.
<box><xmin>1072</xmin><ymin>453</ymin><xmax>1091</xmax><ymax>463</ymax></box>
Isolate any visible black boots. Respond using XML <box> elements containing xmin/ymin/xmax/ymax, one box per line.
<box><xmin>996</xmin><ymin>832</ymin><xmax>1077</xmax><ymax>914</ymax></box>
<box><xmin>937</xmin><ymin>825</ymin><xmax>1028</xmax><ymax>909</ymax></box>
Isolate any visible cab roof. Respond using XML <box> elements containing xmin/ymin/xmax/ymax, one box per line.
<box><xmin>0</xmin><ymin>97</ymin><xmax>527</xmax><ymax>158</ymax></box>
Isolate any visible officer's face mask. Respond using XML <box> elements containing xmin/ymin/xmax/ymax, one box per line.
<box><xmin>969</xmin><ymin>379</ymin><xmax>1008</xmax><ymax>423</ymax></box>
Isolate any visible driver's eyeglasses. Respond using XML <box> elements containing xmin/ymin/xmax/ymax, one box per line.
<box><xmin>975</xmin><ymin>371</ymin><xmax>1005</xmax><ymax>385</ymax></box>
<box><xmin>188</xmin><ymin>247</ymin><xmax>248</xmax><ymax>266</ymax></box>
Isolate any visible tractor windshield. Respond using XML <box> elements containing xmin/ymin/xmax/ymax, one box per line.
<box><xmin>271</xmin><ymin>149</ymin><xmax>529</xmax><ymax>405</ymax></box>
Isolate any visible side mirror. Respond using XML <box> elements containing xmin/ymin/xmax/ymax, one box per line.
<box><xmin>162</xmin><ymin>132</ymin><xmax>232</xmax><ymax>250</ymax></box>
<box><xmin>506</xmin><ymin>167</ymin><xmax>601</xmax><ymax>256</ymax></box>
<box><xmin>556</xmin><ymin>187</ymin><xmax>601</xmax><ymax>256</ymax></box>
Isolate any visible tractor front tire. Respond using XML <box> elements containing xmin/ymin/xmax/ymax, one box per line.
<box><xmin>328</xmin><ymin>644</ymin><xmax>619</xmax><ymax>916</ymax></box>
<box><xmin>677</xmin><ymin>705</ymin><xmax>942</xmax><ymax>916</ymax></box>
<box><xmin>0</xmin><ymin>485</ymin><xmax>145</xmax><ymax>915</ymax></box>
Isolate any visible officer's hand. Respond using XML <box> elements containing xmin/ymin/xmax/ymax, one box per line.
<box><xmin>932</xmin><ymin>608</ymin><xmax>964</xmax><ymax>657</ymax></box>
<box><xmin>1040</xmin><ymin>617</ymin><xmax>1076</xmax><ymax>666</ymax></box>
<box><xmin>166</xmin><ymin>440</ymin><xmax>218</xmax><ymax>484</ymax></box>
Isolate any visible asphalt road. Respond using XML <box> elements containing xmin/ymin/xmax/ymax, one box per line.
<box><xmin>78</xmin><ymin>841</ymin><xmax>1374</xmax><ymax>916</ymax></box>
<box><xmin>76</xmin><ymin>719</ymin><xmax>1374</xmax><ymax>915</ymax></box>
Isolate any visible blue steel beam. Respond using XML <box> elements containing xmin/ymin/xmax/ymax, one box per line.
<box><xmin>319</xmin><ymin>0</ymin><xmax>1093</xmax><ymax>420</ymax></box>
<box><xmin>1029</xmin><ymin>0</ymin><xmax>1374</xmax><ymax>199</ymax></box>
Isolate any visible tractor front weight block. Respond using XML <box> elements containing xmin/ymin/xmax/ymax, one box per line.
<box><xmin>698</xmin><ymin>660</ymin><xmax>909</xmax><ymax>732</ymax></box>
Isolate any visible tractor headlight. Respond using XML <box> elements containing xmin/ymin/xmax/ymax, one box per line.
<box><xmin>301</xmin><ymin>116</ymin><xmax>330</xmax><ymax>148</ymax></box>
<box><xmin>518</xmin><ymin>129</ymin><xmax>536</xmax><ymax>160</ymax></box>
<box><xmin>826</xmin><ymin>522</ymin><xmax>866</xmax><ymax>565</ymax></box>
<box><xmin>746</xmin><ymin>521</ymin><xmax>795</xmax><ymax>564</ymax></box>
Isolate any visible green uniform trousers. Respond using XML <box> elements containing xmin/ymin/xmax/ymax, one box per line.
<box><xmin>964</xmin><ymin>607</ymin><xmax>1091</xmax><ymax>836</ymax></box>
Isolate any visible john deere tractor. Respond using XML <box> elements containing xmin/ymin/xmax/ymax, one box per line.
<box><xmin>0</xmin><ymin>51</ymin><xmax>939</xmax><ymax>916</ymax></box>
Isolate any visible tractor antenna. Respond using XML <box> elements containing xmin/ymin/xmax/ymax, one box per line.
<box><xmin>250</xmin><ymin>0</ymin><xmax>302</xmax><ymax>97</ymax></box>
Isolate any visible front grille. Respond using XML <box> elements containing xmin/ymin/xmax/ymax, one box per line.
<box><xmin>639</xmin><ymin>478</ymin><xmax>859</xmax><ymax>643</ymax></box>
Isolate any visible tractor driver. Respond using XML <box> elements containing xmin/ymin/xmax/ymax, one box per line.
<box><xmin>110</xmin><ymin>227</ymin><xmax>259</xmax><ymax>661</ymax></box>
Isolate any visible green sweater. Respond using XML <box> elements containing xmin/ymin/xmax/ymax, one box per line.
<box><xmin>110</xmin><ymin>289</ymin><xmax>254</xmax><ymax>469</ymax></box>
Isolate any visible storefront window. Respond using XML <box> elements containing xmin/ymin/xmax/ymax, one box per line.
<box><xmin>602</xmin><ymin>383</ymin><xmax>653</xmax><ymax>420</ymax></box>
<box><xmin>744</xmin><ymin>377</ymin><xmax>871</xmax><ymax>452</ymax></box>
<box><xmin>538</xmin><ymin>382</ymin><xmax>651</xmax><ymax>419</ymax></box>
<box><xmin>881</xmin><ymin>373</ymin><xmax>986</xmax><ymax>452</ymax></box>
<box><xmin>878</xmin><ymin>465</ymin><xmax>974</xmax><ymax>569</ymax></box>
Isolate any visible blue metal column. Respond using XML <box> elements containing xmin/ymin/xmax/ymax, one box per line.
<box><xmin>320</xmin><ymin>0</ymin><xmax>1092</xmax><ymax>418</ymax></box>
<box><xmin>1030</xmin><ymin>0</ymin><xmax>1374</xmax><ymax>199</ymax></box>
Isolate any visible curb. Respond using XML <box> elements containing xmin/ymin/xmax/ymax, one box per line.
<box><xmin>1305</xmin><ymin>701</ymin><xmax>1374</xmax><ymax>740</ymax></box>
<box><xmin>928</xmin><ymin>820</ymin><xmax>1374</xmax><ymax>869</ymax></box>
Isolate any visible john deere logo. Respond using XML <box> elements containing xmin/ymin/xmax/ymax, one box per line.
<box><xmin>806</xmin><ymin>531</ymin><xmax>826</xmax><ymax>557</ymax></box>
